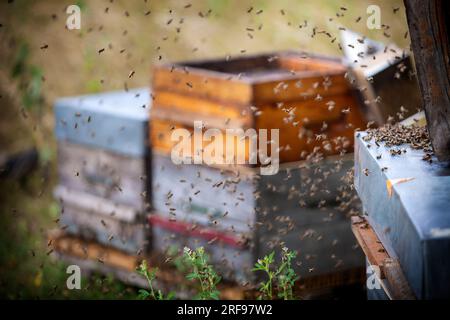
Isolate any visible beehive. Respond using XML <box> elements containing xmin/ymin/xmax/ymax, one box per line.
<box><xmin>150</xmin><ymin>51</ymin><xmax>366</xmax><ymax>164</ymax></box>
<box><xmin>149</xmin><ymin>52</ymin><xmax>367</xmax><ymax>282</ymax></box>
<box><xmin>151</xmin><ymin>152</ymin><xmax>364</xmax><ymax>282</ymax></box>
<box><xmin>54</xmin><ymin>88</ymin><xmax>151</xmax><ymax>253</ymax></box>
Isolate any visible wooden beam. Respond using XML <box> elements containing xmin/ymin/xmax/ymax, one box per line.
<box><xmin>351</xmin><ymin>216</ymin><xmax>390</xmax><ymax>278</ymax></box>
<box><xmin>351</xmin><ymin>217</ymin><xmax>416</xmax><ymax>300</ymax></box>
<box><xmin>404</xmin><ymin>0</ymin><xmax>450</xmax><ymax>161</ymax></box>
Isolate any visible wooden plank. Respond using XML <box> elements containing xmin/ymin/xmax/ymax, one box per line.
<box><xmin>251</xmin><ymin>72</ymin><xmax>352</xmax><ymax>103</ymax></box>
<box><xmin>384</xmin><ymin>258</ymin><xmax>416</xmax><ymax>300</ymax></box>
<box><xmin>279</xmin><ymin>53</ymin><xmax>347</xmax><ymax>73</ymax></box>
<box><xmin>404</xmin><ymin>0</ymin><xmax>450</xmax><ymax>161</ymax></box>
<box><xmin>57</xmin><ymin>141</ymin><xmax>148</xmax><ymax>210</ymax></box>
<box><xmin>150</xmin><ymin>118</ymin><xmax>255</xmax><ymax>164</ymax></box>
<box><xmin>153</xmin><ymin>52</ymin><xmax>354</xmax><ymax>105</ymax></box>
<box><xmin>351</xmin><ymin>217</ymin><xmax>416</xmax><ymax>299</ymax></box>
<box><xmin>49</xmin><ymin>232</ymin><xmax>139</xmax><ymax>271</ymax></box>
<box><xmin>152</xmin><ymin>66</ymin><xmax>253</xmax><ymax>106</ymax></box>
<box><xmin>255</xmin><ymin>93</ymin><xmax>365</xmax><ymax>162</ymax></box>
<box><xmin>151</xmin><ymin>214</ymin><xmax>255</xmax><ymax>283</ymax></box>
<box><xmin>54</xmin><ymin>185</ymin><xmax>138</xmax><ymax>222</ymax></box>
<box><xmin>152</xmin><ymin>90</ymin><xmax>250</xmax><ymax>128</ymax></box>
<box><xmin>58</xmin><ymin>200</ymin><xmax>147</xmax><ymax>254</ymax></box>
<box><xmin>351</xmin><ymin>216</ymin><xmax>389</xmax><ymax>278</ymax></box>
<box><xmin>150</xmin><ymin>93</ymin><xmax>364</xmax><ymax>164</ymax></box>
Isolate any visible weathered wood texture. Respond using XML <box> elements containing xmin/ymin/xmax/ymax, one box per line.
<box><xmin>151</xmin><ymin>52</ymin><xmax>366</xmax><ymax>163</ymax></box>
<box><xmin>54</xmin><ymin>185</ymin><xmax>148</xmax><ymax>253</ymax></box>
<box><xmin>351</xmin><ymin>216</ymin><xmax>415</xmax><ymax>300</ymax></box>
<box><xmin>351</xmin><ymin>216</ymin><xmax>390</xmax><ymax>279</ymax></box>
<box><xmin>152</xmin><ymin>152</ymin><xmax>355</xmax><ymax>233</ymax></box>
<box><xmin>151</xmin><ymin>153</ymin><xmax>364</xmax><ymax>283</ymax></box>
<box><xmin>150</xmin><ymin>215</ymin><xmax>253</xmax><ymax>283</ymax></box>
<box><xmin>350</xmin><ymin>53</ymin><xmax>421</xmax><ymax>125</ymax></box>
<box><xmin>404</xmin><ymin>0</ymin><xmax>450</xmax><ymax>161</ymax></box>
<box><xmin>57</xmin><ymin>141</ymin><xmax>150</xmax><ymax>210</ymax></box>
<box><xmin>54</xmin><ymin>88</ymin><xmax>150</xmax><ymax>157</ymax></box>
<box><xmin>50</xmin><ymin>231</ymin><xmax>139</xmax><ymax>271</ymax></box>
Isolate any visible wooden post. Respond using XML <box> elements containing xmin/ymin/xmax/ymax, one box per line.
<box><xmin>404</xmin><ymin>0</ymin><xmax>450</xmax><ymax>161</ymax></box>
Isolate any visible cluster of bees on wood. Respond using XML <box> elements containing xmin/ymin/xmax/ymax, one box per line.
<box><xmin>361</xmin><ymin>124</ymin><xmax>433</xmax><ymax>167</ymax></box>
<box><xmin>1</xmin><ymin>0</ymin><xmax>424</xmax><ymax>293</ymax></box>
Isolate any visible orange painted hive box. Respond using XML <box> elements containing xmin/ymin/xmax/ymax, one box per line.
<box><xmin>150</xmin><ymin>51</ymin><xmax>366</xmax><ymax>165</ymax></box>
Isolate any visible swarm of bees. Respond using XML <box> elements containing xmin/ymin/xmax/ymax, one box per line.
<box><xmin>1</xmin><ymin>0</ymin><xmax>421</xmax><ymax>299</ymax></box>
<box><xmin>363</xmin><ymin>123</ymin><xmax>433</xmax><ymax>164</ymax></box>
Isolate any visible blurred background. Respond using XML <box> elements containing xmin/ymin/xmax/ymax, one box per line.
<box><xmin>0</xmin><ymin>0</ymin><xmax>408</xmax><ymax>299</ymax></box>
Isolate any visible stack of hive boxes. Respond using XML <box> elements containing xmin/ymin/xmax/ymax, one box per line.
<box><xmin>149</xmin><ymin>51</ymin><xmax>366</xmax><ymax>283</ymax></box>
<box><xmin>54</xmin><ymin>88</ymin><xmax>151</xmax><ymax>256</ymax></box>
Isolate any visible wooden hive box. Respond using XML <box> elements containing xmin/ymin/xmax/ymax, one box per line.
<box><xmin>149</xmin><ymin>52</ymin><xmax>366</xmax><ymax>283</ymax></box>
<box><xmin>354</xmin><ymin>129</ymin><xmax>450</xmax><ymax>299</ymax></box>
<box><xmin>54</xmin><ymin>88</ymin><xmax>151</xmax><ymax>253</ymax></box>
<box><xmin>150</xmin><ymin>51</ymin><xmax>366</xmax><ymax>164</ymax></box>
<box><xmin>150</xmin><ymin>153</ymin><xmax>364</xmax><ymax>283</ymax></box>
<box><xmin>340</xmin><ymin>30</ymin><xmax>421</xmax><ymax>126</ymax></box>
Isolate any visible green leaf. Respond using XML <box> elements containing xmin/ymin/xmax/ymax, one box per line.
<box><xmin>138</xmin><ymin>289</ymin><xmax>150</xmax><ymax>300</ymax></box>
<box><xmin>185</xmin><ymin>272</ymin><xmax>198</xmax><ymax>280</ymax></box>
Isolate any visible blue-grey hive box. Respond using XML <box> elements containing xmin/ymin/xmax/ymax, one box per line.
<box><xmin>152</xmin><ymin>152</ymin><xmax>365</xmax><ymax>283</ymax></box>
<box><xmin>54</xmin><ymin>88</ymin><xmax>151</xmax><ymax>253</ymax></box>
<box><xmin>354</xmin><ymin>131</ymin><xmax>450</xmax><ymax>299</ymax></box>
<box><xmin>55</xmin><ymin>88</ymin><xmax>149</xmax><ymax>157</ymax></box>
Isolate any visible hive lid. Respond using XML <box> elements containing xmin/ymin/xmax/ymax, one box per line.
<box><xmin>54</xmin><ymin>88</ymin><xmax>150</xmax><ymax>157</ymax></box>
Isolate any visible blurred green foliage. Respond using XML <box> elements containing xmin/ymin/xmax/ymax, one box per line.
<box><xmin>10</xmin><ymin>42</ymin><xmax>44</xmax><ymax>112</ymax></box>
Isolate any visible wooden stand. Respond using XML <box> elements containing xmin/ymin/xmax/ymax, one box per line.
<box><xmin>351</xmin><ymin>217</ymin><xmax>415</xmax><ymax>300</ymax></box>
<box><xmin>49</xmin><ymin>231</ymin><xmax>364</xmax><ymax>299</ymax></box>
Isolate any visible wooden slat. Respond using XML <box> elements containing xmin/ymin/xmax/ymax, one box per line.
<box><xmin>351</xmin><ymin>217</ymin><xmax>416</xmax><ymax>299</ymax></box>
<box><xmin>251</xmin><ymin>72</ymin><xmax>351</xmax><ymax>103</ymax></box>
<box><xmin>150</xmin><ymin>93</ymin><xmax>364</xmax><ymax>163</ymax></box>
<box><xmin>57</xmin><ymin>141</ymin><xmax>147</xmax><ymax>210</ymax></box>
<box><xmin>152</xmin><ymin>90</ymin><xmax>252</xmax><ymax>129</ymax></box>
<box><xmin>255</xmin><ymin>93</ymin><xmax>365</xmax><ymax>162</ymax></box>
<box><xmin>404</xmin><ymin>0</ymin><xmax>450</xmax><ymax>161</ymax></box>
<box><xmin>153</xmin><ymin>52</ymin><xmax>354</xmax><ymax>105</ymax></box>
<box><xmin>384</xmin><ymin>258</ymin><xmax>416</xmax><ymax>300</ymax></box>
<box><xmin>279</xmin><ymin>54</ymin><xmax>346</xmax><ymax>73</ymax></box>
<box><xmin>150</xmin><ymin>118</ymin><xmax>252</xmax><ymax>164</ymax></box>
<box><xmin>351</xmin><ymin>216</ymin><xmax>389</xmax><ymax>278</ymax></box>
<box><xmin>152</xmin><ymin>66</ymin><xmax>253</xmax><ymax>105</ymax></box>
<box><xmin>49</xmin><ymin>232</ymin><xmax>138</xmax><ymax>271</ymax></box>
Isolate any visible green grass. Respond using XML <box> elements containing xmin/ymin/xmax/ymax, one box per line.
<box><xmin>0</xmin><ymin>168</ymin><xmax>137</xmax><ymax>299</ymax></box>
